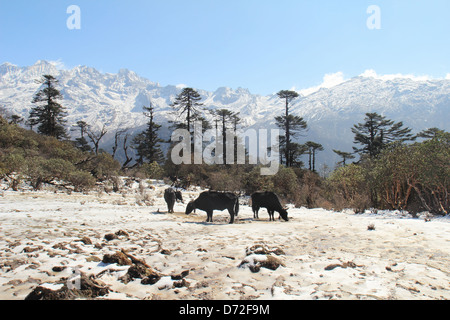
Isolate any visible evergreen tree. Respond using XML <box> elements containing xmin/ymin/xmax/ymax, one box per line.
<box><xmin>29</xmin><ymin>75</ymin><xmax>67</xmax><ymax>140</ymax></box>
<box><xmin>275</xmin><ymin>90</ymin><xmax>307</xmax><ymax>167</ymax></box>
<box><xmin>285</xmin><ymin>142</ymin><xmax>307</xmax><ymax>168</ymax></box>
<box><xmin>210</xmin><ymin>108</ymin><xmax>239</xmax><ymax>164</ymax></box>
<box><xmin>333</xmin><ymin>149</ymin><xmax>355</xmax><ymax>166</ymax></box>
<box><xmin>133</xmin><ymin>104</ymin><xmax>164</xmax><ymax>165</ymax></box>
<box><xmin>170</xmin><ymin>87</ymin><xmax>204</xmax><ymax>134</ymax></box>
<box><xmin>305</xmin><ymin>141</ymin><xmax>324</xmax><ymax>172</ymax></box>
<box><xmin>72</xmin><ymin>120</ymin><xmax>91</xmax><ymax>152</ymax></box>
<box><xmin>352</xmin><ymin>112</ymin><xmax>414</xmax><ymax>159</ymax></box>
<box><xmin>9</xmin><ymin>115</ymin><xmax>23</xmax><ymax>125</ymax></box>
<box><xmin>417</xmin><ymin>127</ymin><xmax>445</xmax><ymax>140</ymax></box>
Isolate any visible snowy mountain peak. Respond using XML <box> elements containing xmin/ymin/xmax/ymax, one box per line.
<box><xmin>0</xmin><ymin>62</ymin><xmax>19</xmax><ymax>75</ymax></box>
<box><xmin>0</xmin><ymin>61</ymin><xmax>449</xmax><ymax>168</ymax></box>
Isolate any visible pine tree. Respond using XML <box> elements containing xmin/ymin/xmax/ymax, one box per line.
<box><xmin>29</xmin><ymin>75</ymin><xmax>67</xmax><ymax>140</ymax></box>
<box><xmin>305</xmin><ymin>141</ymin><xmax>324</xmax><ymax>172</ymax></box>
<box><xmin>285</xmin><ymin>142</ymin><xmax>308</xmax><ymax>168</ymax></box>
<box><xmin>9</xmin><ymin>115</ymin><xmax>23</xmax><ymax>125</ymax></box>
<box><xmin>417</xmin><ymin>127</ymin><xmax>445</xmax><ymax>140</ymax></box>
<box><xmin>133</xmin><ymin>104</ymin><xmax>164</xmax><ymax>165</ymax></box>
<box><xmin>275</xmin><ymin>90</ymin><xmax>307</xmax><ymax>167</ymax></box>
<box><xmin>170</xmin><ymin>87</ymin><xmax>204</xmax><ymax>134</ymax></box>
<box><xmin>210</xmin><ymin>108</ymin><xmax>239</xmax><ymax>164</ymax></box>
<box><xmin>352</xmin><ymin>112</ymin><xmax>414</xmax><ymax>159</ymax></box>
<box><xmin>72</xmin><ymin>120</ymin><xmax>91</xmax><ymax>152</ymax></box>
<box><xmin>333</xmin><ymin>149</ymin><xmax>355</xmax><ymax>166</ymax></box>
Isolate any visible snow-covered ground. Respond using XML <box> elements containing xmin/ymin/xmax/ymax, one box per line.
<box><xmin>0</xmin><ymin>180</ymin><xmax>449</xmax><ymax>300</ymax></box>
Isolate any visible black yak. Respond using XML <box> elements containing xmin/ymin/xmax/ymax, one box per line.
<box><xmin>164</xmin><ymin>188</ymin><xmax>183</xmax><ymax>213</ymax></box>
<box><xmin>251</xmin><ymin>191</ymin><xmax>289</xmax><ymax>221</ymax></box>
<box><xmin>185</xmin><ymin>191</ymin><xmax>239</xmax><ymax>224</ymax></box>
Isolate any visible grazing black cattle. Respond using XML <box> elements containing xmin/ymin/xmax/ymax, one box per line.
<box><xmin>164</xmin><ymin>188</ymin><xmax>183</xmax><ymax>213</ymax></box>
<box><xmin>251</xmin><ymin>192</ymin><xmax>289</xmax><ymax>221</ymax></box>
<box><xmin>185</xmin><ymin>191</ymin><xmax>239</xmax><ymax>224</ymax></box>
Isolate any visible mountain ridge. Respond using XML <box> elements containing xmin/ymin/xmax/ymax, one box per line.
<box><xmin>1</xmin><ymin>60</ymin><xmax>449</xmax><ymax>169</ymax></box>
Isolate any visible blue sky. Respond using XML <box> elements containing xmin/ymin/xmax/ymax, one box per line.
<box><xmin>1</xmin><ymin>0</ymin><xmax>449</xmax><ymax>95</ymax></box>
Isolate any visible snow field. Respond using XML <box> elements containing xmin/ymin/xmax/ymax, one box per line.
<box><xmin>0</xmin><ymin>182</ymin><xmax>449</xmax><ymax>300</ymax></box>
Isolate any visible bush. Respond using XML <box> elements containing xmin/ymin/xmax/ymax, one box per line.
<box><xmin>297</xmin><ymin>171</ymin><xmax>322</xmax><ymax>208</ymax></box>
<box><xmin>327</xmin><ymin>164</ymin><xmax>371</xmax><ymax>212</ymax></box>
<box><xmin>208</xmin><ymin>169</ymin><xmax>241</xmax><ymax>192</ymax></box>
<box><xmin>272</xmin><ymin>167</ymin><xmax>299</xmax><ymax>202</ymax></box>
<box><xmin>327</xmin><ymin>132</ymin><xmax>449</xmax><ymax>215</ymax></box>
<box><xmin>142</xmin><ymin>161</ymin><xmax>164</xmax><ymax>180</ymax></box>
<box><xmin>0</xmin><ymin>120</ymin><xmax>105</xmax><ymax>192</ymax></box>
<box><xmin>85</xmin><ymin>152</ymin><xmax>121</xmax><ymax>181</ymax></box>
<box><xmin>242</xmin><ymin>166</ymin><xmax>275</xmax><ymax>195</ymax></box>
<box><xmin>68</xmin><ymin>170</ymin><xmax>96</xmax><ymax>192</ymax></box>
<box><xmin>372</xmin><ymin>134</ymin><xmax>449</xmax><ymax>215</ymax></box>
<box><xmin>1</xmin><ymin>150</ymin><xmax>26</xmax><ymax>175</ymax></box>
<box><xmin>25</xmin><ymin>157</ymin><xmax>77</xmax><ymax>190</ymax></box>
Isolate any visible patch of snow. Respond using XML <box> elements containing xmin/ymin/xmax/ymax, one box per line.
<box><xmin>0</xmin><ymin>181</ymin><xmax>448</xmax><ymax>300</ymax></box>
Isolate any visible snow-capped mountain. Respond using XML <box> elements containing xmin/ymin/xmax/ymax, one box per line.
<box><xmin>1</xmin><ymin>60</ymin><xmax>449</xmax><ymax>169</ymax></box>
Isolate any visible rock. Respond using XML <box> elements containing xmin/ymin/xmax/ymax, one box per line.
<box><xmin>52</xmin><ymin>243</ymin><xmax>68</xmax><ymax>250</ymax></box>
<box><xmin>25</xmin><ymin>273</ymin><xmax>109</xmax><ymax>300</ymax></box>
<box><xmin>52</xmin><ymin>266</ymin><xmax>67</xmax><ymax>272</ymax></box>
<box><xmin>325</xmin><ymin>264</ymin><xmax>341</xmax><ymax>271</ymax></box>
<box><xmin>239</xmin><ymin>254</ymin><xmax>284</xmax><ymax>273</ymax></box>
<box><xmin>324</xmin><ymin>261</ymin><xmax>360</xmax><ymax>271</ymax></box>
<box><xmin>141</xmin><ymin>273</ymin><xmax>162</xmax><ymax>285</ymax></box>
<box><xmin>86</xmin><ymin>256</ymin><xmax>101</xmax><ymax>262</ymax></box>
<box><xmin>115</xmin><ymin>230</ymin><xmax>129</xmax><ymax>237</ymax></box>
<box><xmin>263</xmin><ymin>256</ymin><xmax>284</xmax><ymax>271</ymax></box>
<box><xmin>75</xmin><ymin>273</ymin><xmax>110</xmax><ymax>298</ymax></box>
<box><xmin>342</xmin><ymin>261</ymin><xmax>357</xmax><ymax>268</ymax></box>
<box><xmin>117</xmin><ymin>250</ymin><xmax>163</xmax><ymax>285</ymax></box>
<box><xmin>23</xmin><ymin>246</ymin><xmax>43</xmax><ymax>253</ymax></box>
<box><xmin>120</xmin><ymin>263</ymin><xmax>160</xmax><ymax>284</ymax></box>
<box><xmin>324</xmin><ymin>264</ymin><xmax>341</xmax><ymax>271</ymax></box>
<box><xmin>104</xmin><ymin>233</ymin><xmax>118</xmax><ymax>241</ymax></box>
<box><xmin>25</xmin><ymin>285</ymin><xmax>74</xmax><ymax>300</ymax></box>
<box><xmin>104</xmin><ymin>231</ymin><xmax>129</xmax><ymax>241</ymax></box>
<box><xmin>171</xmin><ymin>270</ymin><xmax>189</xmax><ymax>280</ymax></box>
<box><xmin>160</xmin><ymin>249</ymin><xmax>171</xmax><ymax>255</ymax></box>
<box><xmin>102</xmin><ymin>252</ymin><xmax>132</xmax><ymax>266</ymax></box>
<box><xmin>239</xmin><ymin>244</ymin><xmax>285</xmax><ymax>273</ymax></box>
<box><xmin>80</xmin><ymin>237</ymin><xmax>92</xmax><ymax>245</ymax></box>
<box><xmin>127</xmin><ymin>263</ymin><xmax>153</xmax><ymax>279</ymax></box>
<box><xmin>246</xmin><ymin>244</ymin><xmax>285</xmax><ymax>256</ymax></box>
<box><xmin>173</xmin><ymin>278</ymin><xmax>190</xmax><ymax>288</ymax></box>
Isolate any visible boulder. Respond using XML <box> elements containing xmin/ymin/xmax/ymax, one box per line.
<box><xmin>102</xmin><ymin>252</ymin><xmax>132</xmax><ymax>266</ymax></box>
<box><xmin>25</xmin><ymin>273</ymin><xmax>109</xmax><ymax>300</ymax></box>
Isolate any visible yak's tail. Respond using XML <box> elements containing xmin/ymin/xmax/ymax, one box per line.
<box><xmin>234</xmin><ymin>198</ymin><xmax>240</xmax><ymax>216</ymax></box>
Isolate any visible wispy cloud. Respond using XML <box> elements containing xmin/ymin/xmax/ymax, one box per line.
<box><xmin>176</xmin><ymin>84</ymin><xmax>188</xmax><ymax>89</ymax></box>
<box><xmin>293</xmin><ymin>70</ymin><xmax>450</xmax><ymax>97</ymax></box>
<box><xmin>360</xmin><ymin>69</ymin><xmax>432</xmax><ymax>81</ymax></box>
<box><xmin>292</xmin><ymin>72</ymin><xmax>346</xmax><ymax>96</ymax></box>
<box><xmin>48</xmin><ymin>59</ymin><xmax>68</xmax><ymax>70</ymax></box>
